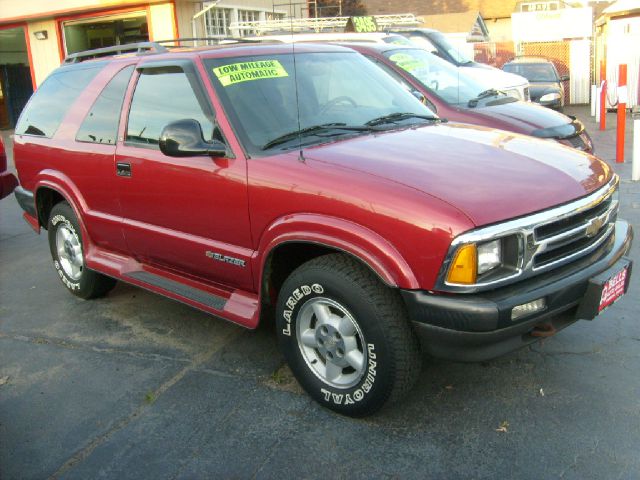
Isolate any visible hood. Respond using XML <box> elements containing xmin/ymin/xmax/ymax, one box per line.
<box><xmin>472</xmin><ymin>100</ymin><xmax>576</xmax><ymax>135</ymax></box>
<box><xmin>460</xmin><ymin>66</ymin><xmax>528</xmax><ymax>89</ymax></box>
<box><xmin>467</xmin><ymin>62</ymin><xmax>496</xmax><ymax>71</ymax></box>
<box><xmin>304</xmin><ymin>123</ymin><xmax>611</xmax><ymax>227</ymax></box>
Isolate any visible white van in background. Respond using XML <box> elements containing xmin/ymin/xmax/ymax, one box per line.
<box><xmin>244</xmin><ymin>32</ymin><xmax>413</xmax><ymax>45</ymax></box>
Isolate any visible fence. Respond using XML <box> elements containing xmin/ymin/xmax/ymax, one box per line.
<box><xmin>473</xmin><ymin>39</ymin><xmax>592</xmax><ymax>105</ymax></box>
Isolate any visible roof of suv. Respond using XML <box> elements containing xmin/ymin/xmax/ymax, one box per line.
<box><xmin>63</xmin><ymin>41</ymin><xmax>352</xmax><ymax>66</ymax></box>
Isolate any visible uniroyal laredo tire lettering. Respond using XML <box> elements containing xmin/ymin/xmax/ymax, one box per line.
<box><xmin>281</xmin><ymin>283</ymin><xmax>324</xmax><ymax>336</ymax></box>
<box><xmin>321</xmin><ymin>343</ymin><xmax>377</xmax><ymax>405</ymax></box>
<box><xmin>51</xmin><ymin>214</ymin><xmax>81</xmax><ymax>291</ymax></box>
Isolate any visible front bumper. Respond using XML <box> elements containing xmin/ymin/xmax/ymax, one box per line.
<box><xmin>401</xmin><ymin>220</ymin><xmax>633</xmax><ymax>362</ymax></box>
<box><xmin>14</xmin><ymin>186</ymin><xmax>36</xmax><ymax>217</ymax></box>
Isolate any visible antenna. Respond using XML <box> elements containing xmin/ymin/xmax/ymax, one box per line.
<box><xmin>289</xmin><ymin>0</ymin><xmax>304</xmax><ymax>162</ymax></box>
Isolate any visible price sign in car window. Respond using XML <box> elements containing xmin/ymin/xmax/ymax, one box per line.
<box><xmin>347</xmin><ymin>16</ymin><xmax>378</xmax><ymax>33</ymax></box>
<box><xmin>213</xmin><ymin>60</ymin><xmax>289</xmax><ymax>87</ymax></box>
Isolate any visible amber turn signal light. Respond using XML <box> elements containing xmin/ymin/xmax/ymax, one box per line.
<box><xmin>446</xmin><ymin>244</ymin><xmax>477</xmax><ymax>284</ymax></box>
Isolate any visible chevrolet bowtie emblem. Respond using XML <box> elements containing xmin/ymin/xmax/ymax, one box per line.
<box><xmin>585</xmin><ymin>217</ymin><xmax>604</xmax><ymax>238</ymax></box>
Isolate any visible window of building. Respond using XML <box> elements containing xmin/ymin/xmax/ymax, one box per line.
<box><xmin>237</xmin><ymin>10</ymin><xmax>259</xmax><ymax>36</ymax></box>
<box><xmin>16</xmin><ymin>65</ymin><xmax>102</xmax><ymax>138</ymax></box>
<box><xmin>204</xmin><ymin>7</ymin><xmax>233</xmax><ymax>38</ymax></box>
<box><xmin>76</xmin><ymin>65</ymin><xmax>134</xmax><ymax>145</ymax></box>
<box><xmin>265</xmin><ymin>12</ymin><xmax>285</xmax><ymax>21</ymax></box>
<box><xmin>126</xmin><ymin>68</ymin><xmax>214</xmax><ymax>146</ymax></box>
<box><xmin>62</xmin><ymin>12</ymin><xmax>149</xmax><ymax>55</ymax></box>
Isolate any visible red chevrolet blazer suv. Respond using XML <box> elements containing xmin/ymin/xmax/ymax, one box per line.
<box><xmin>13</xmin><ymin>42</ymin><xmax>633</xmax><ymax>416</ymax></box>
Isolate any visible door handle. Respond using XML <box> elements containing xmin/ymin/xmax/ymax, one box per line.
<box><xmin>116</xmin><ymin>162</ymin><xmax>131</xmax><ymax>177</ymax></box>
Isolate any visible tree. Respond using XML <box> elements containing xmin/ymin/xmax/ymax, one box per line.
<box><xmin>312</xmin><ymin>0</ymin><xmax>367</xmax><ymax>17</ymax></box>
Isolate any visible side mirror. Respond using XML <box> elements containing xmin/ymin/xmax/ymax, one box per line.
<box><xmin>560</xmin><ymin>74</ymin><xmax>570</xmax><ymax>82</ymax></box>
<box><xmin>159</xmin><ymin>119</ymin><xmax>226</xmax><ymax>157</ymax></box>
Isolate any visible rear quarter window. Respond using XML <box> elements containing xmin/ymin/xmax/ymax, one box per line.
<box><xmin>16</xmin><ymin>64</ymin><xmax>103</xmax><ymax>138</ymax></box>
<box><xmin>76</xmin><ymin>65</ymin><xmax>134</xmax><ymax>145</ymax></box>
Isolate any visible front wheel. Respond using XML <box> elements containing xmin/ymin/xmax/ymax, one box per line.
<box><xmin>276</xmin><ymin>254</ymin><xmax>421</xmax><ymax>417</ymax></box>
<box><xmin>48</xmin><ymin>202</ymin><xmax>116</xmax><ymax>299</ymax></box>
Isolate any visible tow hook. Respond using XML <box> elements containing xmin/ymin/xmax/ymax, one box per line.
<box><xmin>530</xmin><ymin>321</ymin><xmax>557</xmax><ymax>338</ymax></box>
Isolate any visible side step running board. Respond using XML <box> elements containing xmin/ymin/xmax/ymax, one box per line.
<box><xmin>85</xmin><ymin>247</ymin><xmax>261</xmax><ymax>328</ymax></box>
<box><xmin>126</xmin><ymin>270</ymin><xmax>227</xmax><ymax>311</ymax></box>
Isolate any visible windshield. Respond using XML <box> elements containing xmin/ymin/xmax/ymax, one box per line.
<box><xmin>206</xmin><ymin>52</ymin><xmax>435</xmax><ymax>155</ymax></box>
<box><xmin>503</xmin><ymin>63</ymin><xmax>558</xmax><ymax>82</ymax></box>
<box><xmin>428</xmin><ymin>32</ymin><xmax>473</xmax><ymax>64</ymax></box>
<box><xmin>383</xmin><ymin>48</ymin><xmax>507</xmax><ymax>106</ymax></box>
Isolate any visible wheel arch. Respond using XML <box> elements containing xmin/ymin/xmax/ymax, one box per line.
<box><xmin>255</xmin><ymin>214</ymin><xmax>420</xmax><ymax>312</ymax></box>
<box><xmin>33</xmin><ymin>171</ymin><xmax>89</xmax><ymax>231</ymax></box>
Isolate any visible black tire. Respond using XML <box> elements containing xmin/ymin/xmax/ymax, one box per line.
<box><xmin>276</xmin><ymin>253</ymin><xmax>421</xmax><ymax>417</ymax></box>
<box><xmin>47</xmin><ymin>202</ymin><xmax>116</xmax><ymax>299</ymax></box>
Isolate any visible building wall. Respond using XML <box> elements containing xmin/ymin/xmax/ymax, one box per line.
<box><xmin>361</xmin><ymin>0</ymin><xmax>518</xmax><ymax>20</ymax></box>
<box><xmin>174</xmin><ymin>0</ymin><xmax>293</xmax><ymax>41</ymax></box>
<box><xmin>603</xmin><ymin>15</ymin><xmax>640</xmax><ymax>108</ymax></box>
<box><xmin>2</xmin><ymin>0</ymin><xmax>299</xmax><ymax>88</ymax></box>
<box><xmin>150</xmin><ymin>2</ymin><xmax>177</xmax><ymax>41</ymax></box>
<box><xmin>0</xmin><ymin>0</ymin><xmax>166</xmax><ymax>23</ymax></box>
<box><xmin>484</xmin><ymin>17</ymin><xmax>511</xmax><ymax>42</ymax></box>
<box><xmin>7</xmin><ymin>3</ymin><xmax>179</xmax><ymax>86</ymax></box>
<box><xmin>26</xmin><ymin>20</ymin><xmax>60</xmax><ymax>86</ymax></box>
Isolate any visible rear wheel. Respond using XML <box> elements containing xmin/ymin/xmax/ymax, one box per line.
<box><xmin>47</xmin><ymin>202</ymin><xmax>116</xmax><ymax>299</ymax></box>
<box><xmin>276</xmin><ymin>254</ymin><xmax>421</xmax><ymax>417</ymax></box>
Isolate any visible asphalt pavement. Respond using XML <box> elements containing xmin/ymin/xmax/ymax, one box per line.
<box><xmin>1</xmin><ymin>106</ymin><xmax>639</xmax><ymax>479</ymax></box>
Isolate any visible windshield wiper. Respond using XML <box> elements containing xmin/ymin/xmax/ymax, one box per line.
<box><xmin>262</xmin><ymin>123</ymin><xmax>374</xmax><ymax>150</ymax></box>
<box><xmin>364</xmin><ymin>112</ymin><xmax>440</xmax><ymax>127</ymax></box>
<box><xmin>467</xmin><ymin>89</ymin><xmax>504</xmax><ymax>108</ymax></box>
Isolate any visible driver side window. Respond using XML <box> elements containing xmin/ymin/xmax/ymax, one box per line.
<box><xmin>126</xmin><ymin>68</ymin><xmax>214</xmax><ymax>146</ymax></box>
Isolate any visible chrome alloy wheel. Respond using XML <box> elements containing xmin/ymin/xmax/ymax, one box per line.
<box><xmin>296</xmin><ymin>297</ymin><xmax>367</xmax><ymax>389</ymax></box>
<box><xmin>55</xmin><ymin>225</ymin><xmax>83</xmax><ymax>281</ymax></box>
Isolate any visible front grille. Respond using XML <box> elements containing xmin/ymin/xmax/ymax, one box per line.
<box><xmin>535</xmin><ymin>195</ymin><xmax>613</xmax><ymax>241</ymax></box>
<box><xmin>533</xmin><ymin>223</ymin><xmax>613</xmax><ymax>267</ymax></box>
<box><xmin>566</xmin><ymin>134</ymin><xmax>587</xmax><ymax>150</ymax></box>
<box><xmin>531</xmin><ymin>187</ymin><xmax>617</xmax><ymax>270</ymax></box>
<box><xmin>564</xmin><ymin>132</ymin><xmax>593</xmax><ymax>151</ymax></box>
<box><xmin>438</xmin><ymin>177</ymin><xmax>620</xmax><ymax>293</ymax></box>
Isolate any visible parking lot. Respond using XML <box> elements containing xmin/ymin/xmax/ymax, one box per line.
<box><xmin>1</xmin><ymin>106</ymin><xmax>639</xmax><ymax>479</ymax></box>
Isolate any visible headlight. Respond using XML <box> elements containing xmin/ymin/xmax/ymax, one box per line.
<box><xmin>540</xmin><ymin>92</ymin><xmax>561</xmax><ymax>102</ymax></box>
<box><xmin>445</xmin><ymin>236</ymin><xmax>519</xmax><ymax>285</ymax></box>
<box><xmin>503</xmin><ymin>88</ymin><xmax>521</xmax><ymax>100</ymax></box>
<box><xmin>477</xmin><ymin>240</ymin><xmax>502</xmax><ymax>274</ymax></box>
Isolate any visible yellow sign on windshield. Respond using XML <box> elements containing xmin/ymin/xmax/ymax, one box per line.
<box><xmin>213</xmin><ymin>60</ymin><xmax>288</xmax><ymax>86</ymax></box>
<box><xmin>388</xmin><ymin>53</ymin><xmax>428</xmax><ymax>73</ymax></box>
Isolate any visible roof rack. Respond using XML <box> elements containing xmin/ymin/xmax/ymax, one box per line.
<box><xmin>230</xmin><ymin>13</ymin><xmax>421</xmax><ymax>35</ymax></box>
<box><xmin>154</xmin><ymin>37</ymin><xmax>256</xmax><ymax>45</ymax></box>
<box><xmin>63</xmin><ymin>42</ymin><xmax>168</xmax><ymax>64</ymax></box>
<box><xmin>63</xmin><ymin>38</ymin><xmax>261</xmax><ymax>64</ymax></box>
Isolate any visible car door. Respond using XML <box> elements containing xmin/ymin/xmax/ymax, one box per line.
<box><xmin>115</xmin><ymin>60</ymin><xmax>253</xmax><ymax>290</ymax></box>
